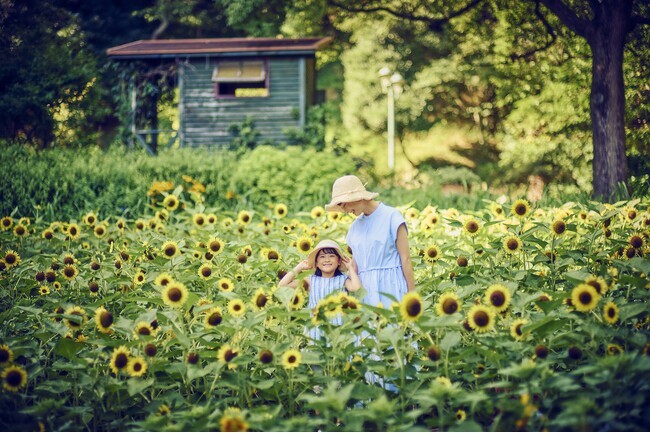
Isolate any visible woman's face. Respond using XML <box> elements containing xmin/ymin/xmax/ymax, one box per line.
<box><xmin>339</xmin><ymin>200</ymin><xmax>364</xmax><ymax>216</ymax></box>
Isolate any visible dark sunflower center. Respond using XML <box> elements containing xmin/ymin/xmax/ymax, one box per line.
<box><xmin>428</xmin><ymin>249</ymin><xmax>438</xmax><ymax>258</ymax></box>
<box><xmin>68</xmin><ymin>312</ymin><xmax>83</xmax><ymax>327</ymax></box>
<box><xmin>515</xmin><ymin>324</ymin><xmax>523</xmax><ymax>336</ymax></box>
<box><xmin>578</xmin><ymin>291</ymin><xmax>592</xmax><ymax>305</ymax></box>
<box><xmin>210</xmin><ymin>242</ymin><xmax>222</xmax><ymax>252</ymax></box>
<box><xmin>268</xmin><ymin>251</ymin><xmax>279</xmax><ymax>260</ymax></box>
<box><xmin>6</xmin><ymin>370</ymin><xmax>22</xmax><ymax>386</ymax></box>
<box><xmin>168</xmin><ymin>288</ymin><xmax>182</xmax><ymax>302</ymax></box>
<box><xmin>164</xmin><ymin>246</ymin><xmax>177</xmax><ymax>257</ymax></box>
<box><xmin>100</xmin><ymin>312</ymin><xmax>113</xmax><ymax>328</ymax></box>
<box><xmin>5</xmin><ymin>254</ymin><xmax>16</xmax><ymax>264</ymax></box>
<box><xmin>201</xmin><ymin>267</ymin><xmax>211</xmax><ymax>277</ymax></box>
<box><xmin>607</xmin><ymin>307</ymin><xmax>616</xmax><ymax>318</ymax></box>
<box><xmin>466</xmin><ymin>222</ymin><xmax>478</xmax><ymax>233</ymax></box>
<box><xmin>630</xmin><ymin>236</ymin><xmax>643</xmax><ymax>248</ymax></box>
<box><xmin>442</xmin><ymin>299</ymin><xmax>458</xmax><ymax>314</ymax></box>
<box><xmin>490</xmin><ymin>291</ymin><xmax>505</xmax><ymax>307</ymax></box>
<box><xmin>115</xmin><ymin>353</ymin><xmax>128</xmax><ymax>368</ymax></box>
<box><xmin>145</xmin><ymin>344</ymin><xmax>157</xmax><ymax>357</ymax></box>
<box><xmin>474</xmin><ymin>311</ymin><xmax>489</xmax><ymax>326</ymax></box>
<box><xmin>260</xmin><ymin>351</ymin><xmax>273</xmax><ymax>364</ymax></box>
<box><xmin>553</xmin><ymin>221</ymin><xmax>566</xmax><ymax>234</ymax></box>
<box><xmin>0</xmin><ymin>350</ymin><xmax>9</xmax><ymax>363</ymax></box>
<box><xmin>138</xmin><ymin>327</ymin><xmax>151</xmax><ymax>336</ymax></box>
<box><xmin>427</xmin><ymin>346</ymin><xmax>441</xmax><ymax>361</ymax></box>
<box><xmin>507</xmin><ymin>239</ymin><xmax>519</xmax><ymax>250</ymax></box>
<box><xmin>133</xmin><ymin>362</ymin><xmax>142</xmax><ymax>372</ymax></box>
<box><xmin>288</xmin><ymin>355</ymin><xmax>296</xmax><ymax>364</ymax></box>
<box><xmin>208</xmin><ymin>312</ymin><xmax>222</xmax><ymax>326</ymax></box>
<box><xmin>406</xmin><ymin>299</ymin><xmax>421</xmax><ymax>317</ymax></box>
<box><xmin>233</xmin><ymin>304</ymin><xmax>241</xmax><ymax>311</ymax></box>
<box><xmin>256</xmin><ymin>295</ymin><xmax>268</xmax><ymax>308</ymax></box>
<box><xmin>224</xmin><ymin>350</ymin><xmax>237</xmax><ymax>362</ymax></box>
<box><xmin>515</xmin><ymin>205</ymin><xmax>527</xmax><ymax>215</ymax></box>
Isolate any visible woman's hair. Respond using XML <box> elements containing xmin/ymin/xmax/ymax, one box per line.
<box><xmin>314</xmin><ymin>247</ymin><xmax>344</xmax><ymax>277</ymax></box>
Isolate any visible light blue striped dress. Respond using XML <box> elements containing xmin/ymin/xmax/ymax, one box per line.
<box><xmin>346</xmin><ymin>203</ymin><xmax>408</xmax><ymax>307</ymax></box>
<box><xmin>306</xmin><ymin>273</ymin><xmax>347</xmax><ymax>342</ymax></box>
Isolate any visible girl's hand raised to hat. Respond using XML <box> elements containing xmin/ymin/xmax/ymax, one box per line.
<box><xmin>293</xmin><ymin>259</ymin><xmax>311</xmax><ymax>274</ymax></box>
<box><xmin>342</xmin><ymin>256</ymin><xmax>357</xmax><ymax>274</ymax></box>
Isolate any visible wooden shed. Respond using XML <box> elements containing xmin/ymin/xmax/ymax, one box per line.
<box><xmin>107</xmin><ymin>37</ymin><xmax>332</xmax><ymax>149</ymax></box>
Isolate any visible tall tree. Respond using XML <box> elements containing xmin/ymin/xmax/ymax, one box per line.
<box><xmin>327</xmin><ymin>0</ymin><xmax>650</xmax><ymax>200</ymax></box>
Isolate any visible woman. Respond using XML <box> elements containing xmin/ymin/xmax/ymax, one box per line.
<box><xmin>325</xmin><ymin>175</ymin><xmax>416</xmax><ymax>307</ymax></box>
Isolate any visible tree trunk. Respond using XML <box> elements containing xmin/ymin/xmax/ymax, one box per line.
<box><xmin>587</xmin><ymin>1</ymin><xmax>631</xmax><ymax>200</ymax></box>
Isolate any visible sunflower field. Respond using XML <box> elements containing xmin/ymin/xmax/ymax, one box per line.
<box><xmin>1</xmin><ymin>183</ymin><xmax>649</xmax><ymax>432</ymax></box>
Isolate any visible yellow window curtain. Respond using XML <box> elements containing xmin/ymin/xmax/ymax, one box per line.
<box><xmin>212</xmin><ymin>61</ymin><xmax>266</xmax><ymax>82</ymax></box>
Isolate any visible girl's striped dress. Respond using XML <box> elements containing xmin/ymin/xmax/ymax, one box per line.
<box><xmin>306</xmin><ymin>273</ymin><xmax>347</xmax><ymax>342</ymax></box>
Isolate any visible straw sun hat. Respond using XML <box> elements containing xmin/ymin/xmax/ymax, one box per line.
<box><xmin>307</xmin><ymin>239</ymin><xmax>348</xmax><ymax>272</ymax></box>
<box><xmin>324</xmin><ymin>175</ymin><xmax>379</xmax><ymax>213</ymax></box>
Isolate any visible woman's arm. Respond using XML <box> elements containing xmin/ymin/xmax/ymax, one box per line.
<box><xmin>396</xmin><ymin>223</ymin><xmax>416</xmax><ymax>292</ymax></box>
<box><xmin>343</xmin><ymin>257</ymin><xmax>362</xmax><ymax>292</ymax></box>
<box><xmin>279</xmin><ymin>259</ymin><xmax>310</xmax><ymax>288</ymax></box>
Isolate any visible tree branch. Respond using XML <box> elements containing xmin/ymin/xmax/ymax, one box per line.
<box><xmin>510</xmin><ymin>0</ymin><xmax>558</xmax><ymax>61</ymax></box>
<box><xmin>537</xmin><ymin>0</ymin><xmax>590</xmax><ymax>38</ymax></box>
<box><xmin>327</xmin><ymin>0</ymin><xmax>485</xmax><ymax>31</ymax></box>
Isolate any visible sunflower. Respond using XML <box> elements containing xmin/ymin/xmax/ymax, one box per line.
<box><xmin>135</xmin><ymin>219</ymin><xmax>146</xmax><ymax>230</ymax></box>
<box><xmin>568</xmin><ymin>346</ymin><xmax>582</xmax><ymax>360</ymax></box>
<box><xmin>219</xmin><ymin>407</ymin><xmax>249</xmax><ymax>432</ymax></box>
<box><xmin>163</xmin><ymin>194</ymin><xmax>180</xmax><ymax>211</ymax></box>
<box><xmin>511</xmin><ymin>199</ymin><xmax>530</xmax><ymax>218</ymax></box>
<box><xmin>66</xmin><ymin>223</ymin><xmax>81</xmax><ymax>240</ymax></box>
<box><xmin>13</xmin><ymin>224</ymin><xmax>27</xmax><ymax>237</ymax></box>
<box><xmin>94</xmin><ymin>306</ymin><xmax>113</xmax><ymax>333</ymax></box>
<box><xmin>161</xmin><ymin>241</ymin><xmax>179</xmax><ymax>259</ymax></box>
<box><xmin>427</xmin><ymin>345</ymin><xmax>441</xmax><ymax>362</ymax></box>
<box><xmin>436</xmin><ymin>293</ymin><xmax>460</xmax><ymax>316</ymax></box>
<box><xmin>0</xmin><ymin>344</ymin><xmax>13</xmax><ymax>365</ymax></box>
<box><xmin>503</xmin><ymin>235</ymin><xmax>522</xmax><ymax>254</ymax></box>
<box><xmin>42</xmin><ymin>228</ymin><xmax>54</xmax><ymax>240</ymax></box>
<box><xmin>221</xmin><ymin>217</ymin><xmax>234</xmax><ymax>229</ymax></box>
<box><xmin>207</xmin><ymin>237</ymin><xmax>225</xmax><ymax>255</ymax></box>
<box><xmin>133</xmin><ymin>270</ymin><xmax>146</xmax><ymax>285</ymax></box>
<box><xmin>455</xmin><ymin>409</ymin><xmax>467</xmax><ymax>423</ymax></box>
<box><xmin>251</xmin><ymin>289</ymin><xmax>270</xmax><ymax>311</ymax></box>
<box><xmin>115</xmin><ymin>218</ymin><xmax>127</xmax><ymax>231</ymax></box>
<box><xmin>1</xmin><ymin>366</ymin><xmax>27</xmax><ymax>392</ymax></box>
<box><xmin>0</xmin><ymin>216</ymin><xmax>13</xmax><ymax>230</ymax></box>
<box><xmin>273</xmin><ymin>203</ymin><xmax>288</xmax><ymax>219</ymax></box>
<box><xmin>258</xmin><ymin>349</ymin><xmax>274</xmax><ymax>364</ymax></box>
<box><xmin>197</xmin><ymin>263</ymin><xmax>213</xmax><ymax>280</ymax></box>
<box><xmin>534</xmin><ymin>344</ymin><xmax>549</xmax><ymax>359</ymax></box>
<box><xmin>423</xmin><ymin>245</ymin><xmax>441</xmax><ymax>263</ymax></box>
<box><xmin>158</xmin><ymin>404</ymin><xmax>171</xmax><ymax>416</ymax></box>
<box><xmin>571</xmin><ymin>283</ymin><xmax>601</xmax><ymax>312</ymax></box>
<box><xmin>296</xmin><ymin>236</ymin><xmax>313</xmax><ymax>253</ymax></box>
<box><xmin>584</xmin><ymin>276</ymin><xmax>609</xmax><ymax>295</ymax></box>
<box><xmin>456</xmin><ymin>256</ymin><xmax>469</xmax><ymax>267</ymax></box>
<box><xmin>191</xmin><ymin>212</ymin><xmax>206</xmax><ymax>227</ymax></box>
<box><xmin>204</xmin><ymin>307</ymin><xmax>223</xmax><ymax>327</ymax></box>
<box><xmin>162</xmin><ymin>281</ymin><xmax>189</xmax><ymax>308</ymax></box>
<box><xmin>217</xmin><ymin>344</ymin><xmax>239</xmax><ymax>363</ymax></box>
<box><xmin>490</xmin><ymin>203</ymin><xmax>505</xmax><ymax>219</ymax></box>
<box><xmin>551</xmin><ymin>219</ymin><xmax>567</xmax><ymax>236</ymax></box>
<box><xmin>290</xmin><ymin>290</ymin><xmax>305</xmax><ymax>310</ymax></box>
<box><xmin>485</xmin><ymin>284</ymin><xmax>511</xmax><ymax>313</ymax></box>
<box><xmin>510</xmin><ymin>318</ymin><xmax>529</xmax><ymax>341</ymax></box>
<box><xmin>310</xmin><ymin>206</ymin><xmax>325</xmax><ymax>219</ymax></box>
<box><xmin>261</xmin><ymin>248</ymin><xmax>281</xmax><ymax>261</ymax></box>
<box><xmin>153</xmin><ymin>273</ymin><xmax>173</xmax><ymax>288</ymax></box>
<box><xmin>144</xmin><ymin>343</ymin><xmax>157</xmax><ymax>357</ymax></box>
<box><xmin>226</xmin><ymin>298</ymin><xmax>248</xmax><ymax>319</ymax></box>
<box><xmin>624</xmin><ymin>207</ymin><xmax>638</xmax><ymax>222</ymax></box>
<box><xmin>628</xmin><ymin>233</ymin><xmax>644</xmax><ymax>249</ymax></box>
<box><xmin>4</xmin><ymin>250</ymin><xmax>21</xmax><ymax>269</ymax></box>
<box><xmin>463</xmin><ymin>218</ymin><xmax>480</xmax><ymax>236</ymax></box>
<box><xmin>64</xmin><ymin>306</ymin><xmax>86</xmax><ymax>330</ymax></box>
<box><xmin>400</xmin><ymin>292</ymin><xmax>423</xmax><ymax>322</ymax></box>
<box><xmin>127</xmin><ymin>356</ymin><xmax>148</xmax><ymax>377</ymax></box>
<box><xmin>134</xmin><ymin>321</ymin><xmax>155</xmax><ymax>338</ymax></box>
<box><xmin>39</xmin><ymin>284</ymin><xmax>50</xmax><ymax>295</ymax></box>
<box><xmin>281</xmin><ymin>349</ymin><xmax>302</xmax><ymax>370</ymax></box>
<box><xmin>606</xmin><ymin>343</ymin><xmax>623</xmax><ymax>355</ymax></box>
<box><xmin>467</xmin><ymin>305</ymin><xmax>495</xmax><ymax>333</ymax></box>
<box><xmin>109</xmin><ymin>346</ymin><xmax>130</xmax><ymax>374</ymax></box>
<box><xmin>603</xmin><ymin>301</ymin><xmax>619</xmax><ymax>324</ymax></box>
<box><xmin>236</xmin><ymin>210</ymin><xmax>252</xmax><ymax>226</ymax></box>
<box><xmin>217</xmin><ymin>277</ymin><xmax>234</xmax><ymax>292</ymax></box>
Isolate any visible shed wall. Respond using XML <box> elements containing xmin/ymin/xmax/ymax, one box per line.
<box><xmin>181</xmin><ymin>56</ymin><xmax>309</xmax><ymax>147</ymax></box>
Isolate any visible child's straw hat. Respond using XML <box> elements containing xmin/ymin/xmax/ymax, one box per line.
<box><xmin>307</xmin><ymin>239</ymin><xmax>348</xmax><ymax>271</ymax></box>
<box><xmin>324</xmin><ymin>175</ymin><xmax>378</xmax><ymax>213</ymax></box>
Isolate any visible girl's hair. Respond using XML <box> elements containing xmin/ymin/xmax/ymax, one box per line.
<box><xmin>314</xmin><ymin>247</ymin><xmax>344</xmax><ymax>277</ymax></box>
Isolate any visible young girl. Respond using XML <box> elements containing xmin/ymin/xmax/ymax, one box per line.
<box><xmin>279</xmin><ymin>239</ymin><xmax>361</xmax><ymax>341</ymax></box>
<box><xmin>325</xmin><ymin>175</ymin><xmax>416</xmax><ymax>308</ymax></box>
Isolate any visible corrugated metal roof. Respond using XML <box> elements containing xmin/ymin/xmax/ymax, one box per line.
<box><xmin>107</xmin><ymin>37</ymin><xmax>332</xmax><ymax>58</ymax></box>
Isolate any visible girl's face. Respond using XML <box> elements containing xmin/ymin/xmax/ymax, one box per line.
<box><xmin>316</xmin><ymin>251</ymin><xmax>340</xmax><ymax>273</ymax></box>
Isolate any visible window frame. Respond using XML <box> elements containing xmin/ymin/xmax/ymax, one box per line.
<box><xmin>212</xmin><ymin>59</ymin><xmax>270</xmax><ymax>99</ymax></box>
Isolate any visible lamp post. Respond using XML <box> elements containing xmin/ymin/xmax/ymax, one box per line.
<box><xmin>379</xmin><ymin>67</ymin><xmax>404</xmax><ymax>171</ymax></box>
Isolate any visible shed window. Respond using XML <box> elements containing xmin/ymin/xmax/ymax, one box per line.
<box><xmin>212</xmin><ymin>60</ymin><xmax>269</xmax><ymax>98</ymax></box>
